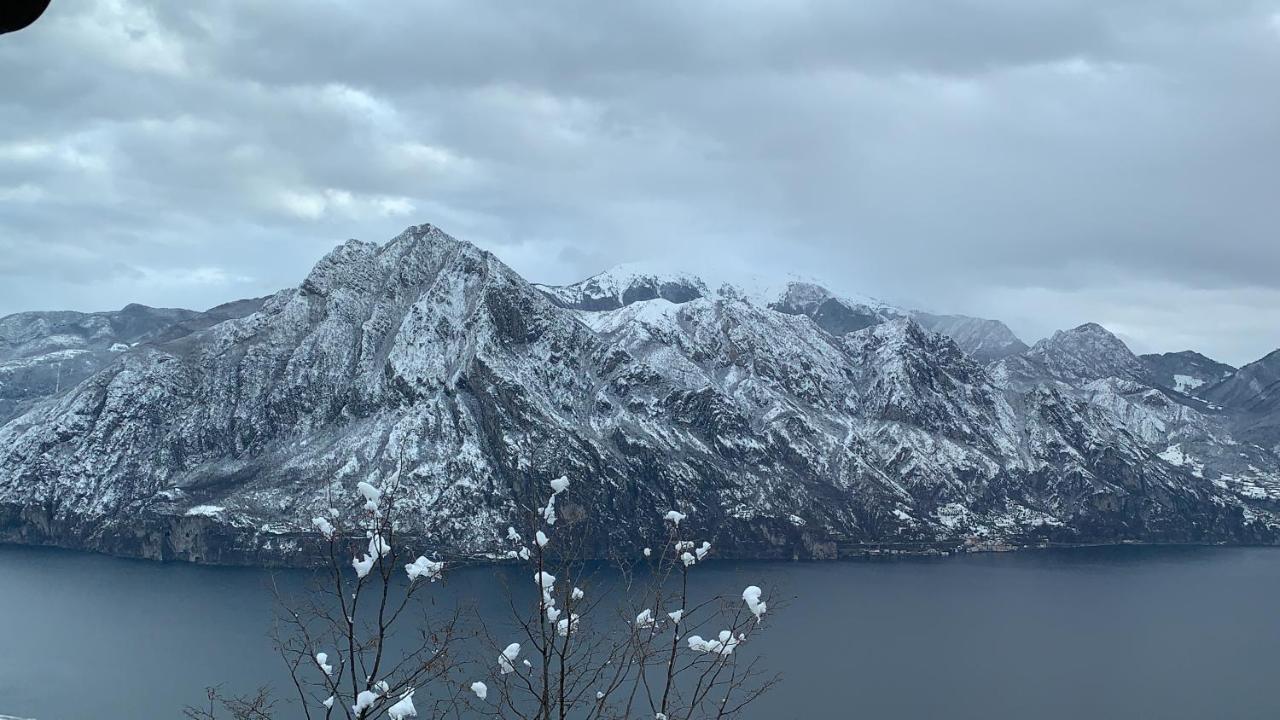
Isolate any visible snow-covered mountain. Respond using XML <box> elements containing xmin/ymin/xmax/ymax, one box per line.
<box><xmin>0</xmin><ymin>299</ymin><xmax>264</xmax><ymax>424</ymax></box>
<box><xmin>1</xmin><ymin>224</ymin><xmax>1277</xmax><ymax>565</ymax></box>
<box><xmin>764</xmin><ymin>281</ymin><xmax>903</xmax><ymax>341</ymax></box>
<box><xmin>992</xmin><ymin>323</ymin><xmax>1150</xmax><ymax>388</ymax></box>
<box><xmin>535</xmin><ymin>263</ymin><xmax>709</xmax><ymax>311</ymax></box>
<box><xmin>541</xmin><ymin>267</ymin><xmax>1028</xmax><ymax>364</ymax></box>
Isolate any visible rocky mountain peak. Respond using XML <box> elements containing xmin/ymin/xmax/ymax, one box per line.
<box><xmin>300</xmin><ymin>239</ymin><xmax>381</xmax><ymax>297</ymax></box>
<box><xmin>1044</xmin><ymin>322</ymin><xmax>1129</xmax><ymax>349</ymax></box>
<box><xmin>1023</xmin><ymin>322</ymin><xmax>1147</xmax><ymax>384</ymax></box>
<box><xmin>768</xmin><ymin>281</ymin><xmax>892</xmax><ymax>336</ymax></box>
<box><xmin>773</xmin><ymin>280</ymin><xmax>833</xmax><ymax>307</ymax></box>
<box><xmin>380</xmin><ymin>223</ymin><xmax>484</xmax><ymax>263</ymax></box>
<box><xmin>2</xmin><ymin>222</ymin><xmax>1278</xmax><ymax>566</ymax></box>
<box><xmin>848</xmin><ymin>317</ymin><xmax>988</xmax><ymax>389</ymax></box>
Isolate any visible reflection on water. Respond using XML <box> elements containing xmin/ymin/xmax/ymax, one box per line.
<box><xmin>2</xmin><ymin>545</ymin><xmax>1279</xmax><ymax>719</ymax></box>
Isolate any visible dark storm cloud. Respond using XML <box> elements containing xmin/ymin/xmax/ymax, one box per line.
<box><xmin>1</xmin><ymin>0</ymin><xmax>1278</xmax><ymax>364</ymax></box>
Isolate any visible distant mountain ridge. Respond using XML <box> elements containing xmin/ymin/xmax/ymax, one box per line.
<box><xmin>541</xmin><ymin>268</ymin><xmax>1030</xmax><ymax>363</ymax></box>
<box><xmin>1140</xmin><ymin>350</ymin><xmax>1236</xmax><ymax>395</ymax></box>
<box><xmin>910</xmin><ymin>312</ymin><xmax>1030</xmax><ymax>364</ymax></box>
<box><xmin>535</xmin><ymin>263</ymin><xmax>709</xmax><ymax>311</ymax></box>
<box><xmin>1</xmin><ymin>223</ymin><xmax>1277</xmax><ymax>565</ymax></box>
<box><xmin>0</xmin><ymin>299</ymin><xmax>265</xmax><ymax>424</ymax></box>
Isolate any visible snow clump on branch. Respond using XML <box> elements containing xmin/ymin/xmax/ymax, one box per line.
<box><xmin>405</xmin><ymin>556</ymin><xmax>444</xmax><ymax>583</ymax></box>
<box><xmin>743</xmin><ymin>586</ymin><xmax>767</xmax><ymax>620</ymax></box>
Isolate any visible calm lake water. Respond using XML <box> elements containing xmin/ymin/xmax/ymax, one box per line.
<box><xmin>2</xmin><ymin>545</ymin><xmax>1279</xmax><ymax>719</ymax></box>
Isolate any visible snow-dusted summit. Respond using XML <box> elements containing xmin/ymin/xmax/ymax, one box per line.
<box><xmin>541</xmin><ymin>267</ymin><xmax>1028</xmax><ymax>365</ymax></box>
<box><xmin>994</xmin><ymin>322</ymin><xmax>1149</xmax><ymax>387</ymax></box>
<box><xmin>536</xmin><ymin>263</ymin><xmax>708</xmax><ymax>311</ymax></box>
<box><xmin>1</xmin><ymin>224</ymin><xmax>1278</xmax><ymax>565</ymax></box>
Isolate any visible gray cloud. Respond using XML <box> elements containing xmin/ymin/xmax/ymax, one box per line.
<box><xmin>1</xmin><ymin>0</ymin><xmax>1278</xmax><ymax>364</ymax></box>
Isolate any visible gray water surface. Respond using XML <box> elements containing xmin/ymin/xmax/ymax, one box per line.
<box><xmin>2</xmin><ymin>545</ymin><xmax>1279</xmax><ymax>719</ymax></box>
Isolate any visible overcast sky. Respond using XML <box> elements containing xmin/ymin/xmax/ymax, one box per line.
<box><xmin>2</xmin><ymin>1</ymin><xmax>1279</xmax><ymax>364</ymax></box>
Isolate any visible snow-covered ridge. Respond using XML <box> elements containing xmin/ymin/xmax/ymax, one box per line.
<box><xmin>540</xmin><ymin>264</ymin><xmax>1028</xmax><ymax>364</ymax></box>
<box><xmin>536</xmin><ymin>262</ymin><xmax>710</xmax><ymax>311</ymax></box>
<box><xmin>1</xmin><ymin>222</ymin><xmax>1279</xmax><ymax>566</ymax></box>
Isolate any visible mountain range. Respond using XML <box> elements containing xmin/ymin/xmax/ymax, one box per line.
<box><xmin>2</xmin><ymin>224</ymin><xmax>1277</xmax><ymax>565</ymax></box>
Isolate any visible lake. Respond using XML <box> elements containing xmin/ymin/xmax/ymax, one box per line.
<box><xmin>2</xmin><ymin>545</ymin><xmax>1279</xmax><ymax>719</ymax></box>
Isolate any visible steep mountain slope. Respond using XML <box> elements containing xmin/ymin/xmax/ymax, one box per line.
<box><xmin>911</xmin><ymin>312</ymin><xmax>1029</xmax><ymax>363</ymax></box>
<box><xmin>1</xmin><ymin>224</ymin><xmax>1277</xmax><ymax>565</ymax></box>
<box><xmin>1200</xmin><ymin>351</ymin><xmax>1280</xmax><ymax>452</ymax></box>
<box><xmin>1202</xmin><ymin>351</ymin><xmax>1280</xmax><ymax>413</ymax></box>
<box><xmin>0</xmin><ymin>300</ymin><xmax>265</xmax><ymax>424</ymax></box>
<box><xmin>1140</xmin><ymin>350</ymin><xmax>1236</xmax><ymax>395</ymax></box>
<box><xmin>2</xmin><ymin>228</ymin><xmax>632</xmax><ymax>561</ymax></box>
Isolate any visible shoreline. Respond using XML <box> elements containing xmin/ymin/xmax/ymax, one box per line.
<box><xmin>3</xmin><ymin>534</ymin><xmax>1276</xmax><ymax>571</ymax></box>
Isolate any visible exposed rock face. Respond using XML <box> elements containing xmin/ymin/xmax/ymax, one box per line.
<box><xmin>1</xmin><ymin>224</ymin><xmax>1278</xmax><ymax>566</ymax></box>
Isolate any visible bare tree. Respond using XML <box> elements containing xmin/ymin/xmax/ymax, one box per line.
<box><xmin>189</xmin><ymin>466</ymin><xmax>467</xmax><ymax>720</ymax></box>
<box><xmin>191</xmin><ymin>472</ymin><xmax>779</xmax><ymax>720</ymax></box>
<box><xmin>185</xmin><ymin>686</ymin><xmax>277</xmax><ymax>720</ymax></box>
<box><xmin>464</xmin><ymin>478</ymin><xmax>779</xmax><ymax>720</ymax></box>
<box><xmin>272</xmin><ymin>471</ymin><xmax>469</xmax><ymax>720</ymax></box>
